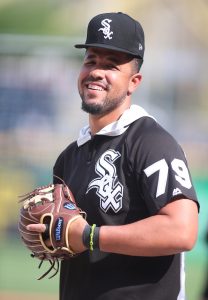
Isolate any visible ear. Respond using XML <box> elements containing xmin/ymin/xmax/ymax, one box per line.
<box><xmin>128</xmin><ymin>73</ymin><xmax>142</xmax><ymax>95</ymax></box>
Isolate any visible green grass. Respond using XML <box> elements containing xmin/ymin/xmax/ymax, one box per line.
<box><xmin>0</xmin><ymin>236</ymin><xmax>59</xmax><ymax>295</ymax></box>
<box><xmin>186</xmin><ymin>252</ymin><xmax>207</xmax><ymax>300</ymax></box>
<box><xmin>0</xmin><ymin>0</ymin><xmax>82</xmax><ymax>35</ymax></box>
<box><xmin>0</xmin><ymin>0</ymin><xmax>56</xmax><ymax>35</ymax></box>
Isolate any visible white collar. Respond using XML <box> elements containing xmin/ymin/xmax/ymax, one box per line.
<box><xmin>77</xmin><ymin>105</ymin><xmax>154</xmax><ymax>147</ymax></box>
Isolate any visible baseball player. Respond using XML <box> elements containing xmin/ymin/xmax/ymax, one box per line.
<box><xmin>27</xmin><ymin>12</ymin><xmax>199</xmax><ymax>300</ymax></box>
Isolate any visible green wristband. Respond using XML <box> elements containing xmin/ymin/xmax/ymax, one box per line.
<box><xmin>82</xmin><ymin>224</ymin><xmax>100</xmax><ymax>251</ymax></box>
<box><xmin>90</xmin><ymin>224</ymin><xmax>96</xmax><ymax>251</ymax></box>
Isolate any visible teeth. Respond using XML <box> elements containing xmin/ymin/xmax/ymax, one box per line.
<box><xmin>88</xmin><ymin>84</ymin><xmax>104</xmax><ymax>91</ymax></box>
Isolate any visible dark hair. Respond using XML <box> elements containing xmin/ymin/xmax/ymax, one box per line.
<box><xmin>132</xmin><ymin>57</ymin><xmax>143</xmax><ymax>73</ymax></box>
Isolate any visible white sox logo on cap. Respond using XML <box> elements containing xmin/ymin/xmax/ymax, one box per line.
<box><xmin>75</xmin><ymin>12</ymin><xmax>145</xmax><ymax>60</ymax></box>
<box><xmin>98</xmin><ymin>19</ymin><xmax>113</xmax><ymax>40</ymax></box>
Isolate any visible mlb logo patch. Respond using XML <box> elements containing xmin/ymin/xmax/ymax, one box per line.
<box><xmin>64</xmin><ymin>202</ymin><xmax>76</xmax><ymax>210</ymax></box>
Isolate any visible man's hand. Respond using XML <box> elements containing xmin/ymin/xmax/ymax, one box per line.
<box><xmin>26</xmin><ymin>216</ymin><xmax>88</xmax><ymax>253</ymax></box>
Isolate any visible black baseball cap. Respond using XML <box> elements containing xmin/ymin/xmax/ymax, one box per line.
<box><xmin>75</xmin><ymin>12</ymin><xmax>145</xmax><ymax>60</ymax></box>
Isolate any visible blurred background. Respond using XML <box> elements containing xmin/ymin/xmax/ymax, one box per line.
<box><xmin>0</xmin><ymin>0</ymin><xmax>207</xmax><ymax>299</ymax></box>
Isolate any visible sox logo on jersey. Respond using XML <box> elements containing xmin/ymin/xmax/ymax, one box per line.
<box><xmin>86</xmin><ymin>149</ymin><xmax>123</xmax><ymax>213</ymax></box>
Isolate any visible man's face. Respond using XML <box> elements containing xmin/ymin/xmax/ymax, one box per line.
<box><xmin>78</xmin><ymin>47</ymin><xmax>138</xmax><ymax>116</ymax></box>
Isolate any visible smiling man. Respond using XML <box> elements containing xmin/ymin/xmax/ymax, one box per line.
<box><xmin>27</xmin><ymin>12</ymin><xmax>199</xmax><ymax>300</ymax></box>
<box><xmin>78</xmin><ymin>48</ymin><xmax>141</xmax><ymax>117</ymax></box>
<box><xmin>78</xmin><ymin>47</ymin><xmax>142</xmax><ymax>134</ymax></box>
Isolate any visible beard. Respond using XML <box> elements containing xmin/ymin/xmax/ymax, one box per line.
<box><xmin>80</xmin><ymin>92</ymin><xmax>127</xmax><ymax>116</ymax></box>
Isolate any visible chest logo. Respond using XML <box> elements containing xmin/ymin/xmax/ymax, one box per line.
<box><xmin>98</xmin><ymin>19</ymin><xmax>113</xmax><ymax>40</ymax></box>
<box><xmin>86</xmin><ymin>149</ymin><xmax>123</xmax><ymax>213</ymax></box>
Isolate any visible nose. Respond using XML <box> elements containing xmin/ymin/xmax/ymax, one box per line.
<box><xmin>89</xmin><ymin>67</ymin><xmax>105</xmax><ymax>80</ymax></box>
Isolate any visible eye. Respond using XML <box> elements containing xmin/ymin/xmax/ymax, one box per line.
<box><xmin>84</xmin><ymin>60</ymin><xmax>95</xmax><ymax>66</ymax></box>
<box><xmin>105</xmin><ymin>64</ymin><xmax>118</xmax><ymax>70</ymax></box>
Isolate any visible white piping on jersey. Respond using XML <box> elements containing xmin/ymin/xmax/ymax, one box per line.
<box><xmin>77</xmin><ymin>105</ymin><xmax>155</xmax><ymax>147</ymax></box>
<box><xmin>177</xmin><ymin>252</ymin><xmax>186</xmax><ymax>300</ymax></box>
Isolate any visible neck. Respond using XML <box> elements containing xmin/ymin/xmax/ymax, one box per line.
<box><xmin>89</xmin><ymin>101</ymin><xmax>131</xmax><ymax>135</ymax></box>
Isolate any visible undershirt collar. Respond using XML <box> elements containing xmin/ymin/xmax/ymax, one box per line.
<box><xmin>77</xmin><ymin>105</ymin><xmax>154</xmax><ymax>147</ymax></box>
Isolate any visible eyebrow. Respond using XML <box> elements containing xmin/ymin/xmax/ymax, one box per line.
<box><xmin>85</xmin><ymin>53</ymin><xmax>122</xmax><ymax>65</ymax></box>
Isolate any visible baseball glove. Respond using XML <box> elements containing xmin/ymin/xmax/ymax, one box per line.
<box><xmin>18</xmin><ymin>180</ymin><xmax>86</xmax><ymax>279</ymax></box>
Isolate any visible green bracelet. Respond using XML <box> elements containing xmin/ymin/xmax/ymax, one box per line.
<box><xmin>89</xmin><ymin>224</ymin><xmax>96</xmax><ymax>251</ymax></box>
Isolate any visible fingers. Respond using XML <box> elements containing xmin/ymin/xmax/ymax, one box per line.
<box><xmin>26</xmin><ymin>224</ymin><xmax>47</xmax><ymax>233</ymax></box>
<box><xmin>27</xmin><ymin>224</ymin><xmax>51</xmax><ymax>247</ymax></box>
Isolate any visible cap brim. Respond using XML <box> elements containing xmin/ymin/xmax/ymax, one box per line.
<box><xmin>74</xmin><ymin>43</ymin><xmax>142</xmax><ymax>59</ymax></box>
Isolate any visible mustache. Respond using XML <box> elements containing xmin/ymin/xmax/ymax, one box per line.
<box><xmin>82</xmin><ymin>76</ymin><xmax>109</xmax><ymax>89</ymax></box>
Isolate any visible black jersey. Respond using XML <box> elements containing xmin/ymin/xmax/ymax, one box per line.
<box><xmin>53</xmin><ymin>105</ymin><xmax>198</xmax><ymax>300</ymax></box>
